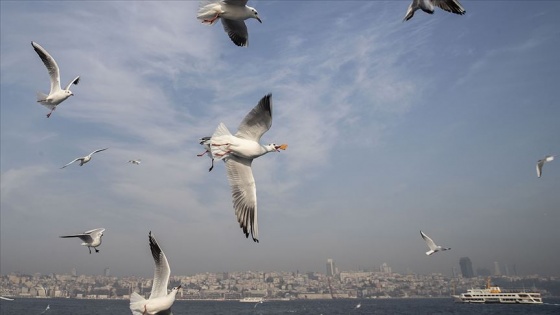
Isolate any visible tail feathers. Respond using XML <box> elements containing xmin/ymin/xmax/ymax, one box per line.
<box><xmin>210</xmin><ymin>123</ymin><xmax>232</xmax><ymax>160</ymax></box>
<box><xmin>36</xmin><ymin>91</ymin><xmax>48</xmax><ymax>102</ymax></box>
<box><xmin>129</xmin><ymin>292</ymin><xmax>146</xmax><ymax>315</ymax></box>
<box><xmin>197</xmin><ymin>2</ymin><xmax>221</xmax><ymax>24</ymax></box>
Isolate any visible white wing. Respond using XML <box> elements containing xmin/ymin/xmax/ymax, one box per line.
<box><xmin>420</xmin><ymin>231</ymin><xmax>438</xmax><ymax>251</ymax></box>
<box><xmin>235</xmin><ymin>94</ymin><xmax>272</xmax><ymax>141</ymax></box>
<box><xmin>60</xmin><ymin>232</ymin><xmax>93</xmax><ymax>244</ymax></box>
<box><xmin>223</xmin><ymin>0</ymin><xmax>249</xmax><ymax>6</ymax></box>
<box><xmin>225</xmin><ymin>155</ymin><xmax>259</xmax><ymax>242</ymax></box>
<box><xmin>86</xmin><ymin>228</ymin><xmax>105</xmax><ymax>242</ymax></box>
<box><xmin>60</xmin><ymin>158</ymin><xmax>81</xmax><ymax>169</ymax></box>
<box><xmin>88</xmin><ymin>148</ymin><xmax>108</xmax><ymax>157</ymax></box>
<box><xmin>63</xmin><ymin>76</ymin><xmax>80</xmax><ymax>91</ymax></box>
<box><xmin>221</xmin><ymin>18</ymin><xmax>249</xmax><ymax>47</ymax></box>
<box><xmin>148</xmin><ymin>232</ymin><xmax>171</xmax><ymax>299</ymax></box>
<box><xmin>31</xmin><ymin>41</ymin><xmax>61</xmax><ymax>94</ymax></box>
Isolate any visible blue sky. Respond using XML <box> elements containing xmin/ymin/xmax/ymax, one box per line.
<box><xmin>1</xmin><ymin>1</ymin><xmax>559</xmax><ymax>278</ymax></box>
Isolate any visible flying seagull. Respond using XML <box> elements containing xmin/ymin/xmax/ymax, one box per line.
<box><xmin>129</xmin><ymin>232</ymin><xmax>181</xmax><ymax>315</ymax></box>
<box><xmin>403</xmin><ymin>0</ymin><xmax>466</xmax><ymax>21</ymax></box>
<box><xmin>60</xmin><ymin>148</ymin><xmax>108</xmax><ymax>169</ymax></box>
<box><xmin>0</xmin><ymin>296</ymin><xmax>14</xmax><ymax>301</ymax></box>
<box><xmin>197</xmin><ymin>0</ymin><xmax>262</xmax><ymax>47</ymax></box>
<box><xmin>210</xmin><ymin>93</ymin><xmax>287</xmax><ymax>242</ymax></box>
<box><xmin>128</xmin><ymin>159</ymin><xmax>141</xmax><ymax>165</ymax></box>
<box><xmin>31</xmin><ymin>41</ymin><xmax>80</xmax><ymax>118</ymax></box>
<box><xmin>197</xmin><ymin>136</ymin><xmax>214</xmax><ymax>172</ymax></box>
<box><xmin>420</xmin><ymin>230</ymin><xmax>450</xmax><ymax>255</ymax></box>
<box><xmin>536</xmin><ymin>155</ymin><xmax>555</xmax><ymax>178</ymax></box>
<box><xmin>60</xmin><ymin>228</ymin><xmax>105</xmax><ymax>254</ymax></box>
<box><xmin>40</xmin><ymin>304</ymin><xmax>50</xmax><ymax>314</ymax></box>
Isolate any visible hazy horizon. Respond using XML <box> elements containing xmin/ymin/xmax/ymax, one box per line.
<box><xmin>1</xmin><ymin>1</ymin><xmax>559</xmax><ymax>279</ymax></box>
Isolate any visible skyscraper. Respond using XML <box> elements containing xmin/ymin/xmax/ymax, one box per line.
<box><xmin>493</xmin><ymin>261</ymin><xmax>501</xmax><ymax>276</ymax></box>
<box><xmin>104</xmin><ymin>267</ymin><xmax>110</xmax><ymax>277</ymax></box>
<box><xmin>459</xmin><ymin>257</ymin><xmax>474</xmax><ymax>278</ymax></box>
<box><xmin>326</xmin><ymin>259</ymin><xmax>336</xmax><ymax>277</ymax></box>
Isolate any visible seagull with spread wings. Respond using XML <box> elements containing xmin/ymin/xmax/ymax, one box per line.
<box><xmin>129</xmin><ymin>232</ymin><xmax>180</xmax><ymax>315</ymax></box>
<box><xmin>536</xmin><ymin>155</ymin><xmax>555</xmax><ymax>178</ymax></box>
<box><xmin>420</xmin><ymin>230</ymin><xmax>451</xmax><ymax>256</ymax></box>
<box><xmin>31</xmin><ymin>41</ymin><xmax>80</xmax><ymax>118</ymax></box>
<box><xmin>197</xmin><ymin>0</ymin><xmax>262</xmax><ymax>47</ymax></box>
<box><xmin>210</xmin><ymin>94</ymin><xmax>287</xmax><ymax>242</ymax></box>
<box><xmin>60</xmin><ymin>228</ymin><xmax>105</xmax><ymax>254</ymax></box>
<box><xmin>403</xmin><ymin>0</ymin><xmax>466</xmax><ymax>21</ymax></box>
<box><xmin>60</xmin><ymin>148</ymin><xmax>108</xmax><ymax>169</ymax></box>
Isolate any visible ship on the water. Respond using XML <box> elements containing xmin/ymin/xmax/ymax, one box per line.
<box><xmin>239</xmin><ymin>297</ymin><xmax>264</xmax><ymax>303</ymax></box>
<box><xmin>453</xmin><ymin>278</ymin><xmax>542</xmax><ymax>304</ymax></box>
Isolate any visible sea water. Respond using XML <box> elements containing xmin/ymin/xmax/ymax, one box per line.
<box><xmin>1</xmin><ymin>298</ymin><xmax>560</xmax><ymax>315</ymax></box>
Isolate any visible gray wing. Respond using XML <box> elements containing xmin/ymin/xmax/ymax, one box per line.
<box><xmin>432</xmin><ymin>0</ymin><xmax>466</xmax><ymax>14</ymax></box>
<box><xmin>223</xmin><ymin>0</ymin><xmax>249</xmax><ymax>6</ymax></box>
<box><xmin>420</xmin><ymin>231</ymin><xmax>437</xmax><ymax>251</ymax></box>
<box><xmin>536</xmin><ymin>160</ymin><xmax>544</xmax><ymax>177</ymax></box>
<box><xmin>148</xmin><ymin>232</ymin><xmax>171</xmax><ymax>299</ymax></box>
<box><xmin>235</xmin><ymin>94</ymin><xmax>272</xmax><ymax>142</ymax></box>
<box><xmin>225</xmin><ymin>155</ymin><xmax>259</xmax><ymax>242</ymax></box>
<box><xmin>31</xmin><ymin>41</ymin><xmax>61</xmax><ymax>94</ymax></box>
<box><xmin>60</xmin><ymin>158</ymin><xmax>81</xmax><ymax>169</ymax></box>
<box><xmin>60</xmin><ymin>233</ymin><xmax>93</xmax><ymax>244</ymax></box>
<box><xmin>63</xmin><ymin>76</ymin><xmax>80</xmax><ymax>91</ymax></box>
<box><xmin>221</xmin><ymin>18</ymin><xmax>249</xmax><ymax>47</ymax></box>
<box><xmin>86</xmin><ymin>228</ymin><xmax>105</xmax><ymax>241</ymax></box>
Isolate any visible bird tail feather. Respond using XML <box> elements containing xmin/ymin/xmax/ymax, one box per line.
<box><xmin>197</xmin><ymin>1</ymin><xmax>221</xmax><ymax>24</ymax></box>
<box><xmin>129</xmin><ymin>292</ymin><xmax>146</xmax><ymax>315</ymax></box>
<box><xmin>36</xmin><ymin>91</ymin><xmax>48</xmax><ymax>102</ymax></box>
<box><xmin>210</xmin><ymin>123</ymin><xmax>232</xmax><ymax>160</ymax></box>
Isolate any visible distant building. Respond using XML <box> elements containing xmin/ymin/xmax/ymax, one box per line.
<box><xmin>71</xmin><ymin>268</ymin><xmax>77</xmax><ymax>277</ymax></box>
<box><xmin>459</xmin><ymin>257</ymin><xmax>474</xmax><ymax>278</ymax></box>
<box><xmin>104</xmin><ymin>267</ymin><xmax>110</xmax><ymax>277</ymax></box>
<box><xmin>326</xmin><ymin>259</ymin><xmax>336</xmax><ymax>277</ymax></box>
<box><xmin>380</xmin><ymin>263</ymin><xmax>391</xmax><ymax>274</ymax></box>
<box><xmin>493</xmin><ymin>261</ymin><xmax>501</xmax><ymax>276</ymax></box>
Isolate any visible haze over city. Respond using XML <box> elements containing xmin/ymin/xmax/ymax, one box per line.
<box><xmin>1</xmin><ymin>1</ymin><xmax>559</xmax><ymax>279</ymax></box>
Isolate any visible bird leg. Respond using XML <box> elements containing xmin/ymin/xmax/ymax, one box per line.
<box><xmin>88</xmin><ymin>247</ymin><xmax>92</xmax><ymax>254</ymax></box>
<box><xmin>209</xmin><ymin>159</ymin><xmax>214</xmax><ymax>172</ymax></box>
<box><xmin>197</xmin><ymin>150</ymin><xmax>209</xmax><ymax>157</ymax></box>
<box><xmin>143</xmin><ymin>305</ymin><xmax>148</xmax><ymax>315</ymax></box>
<box><xmin>203</xmin><ymin>13</ymin><xmax>220</xmax><ymax>24</ymax></box>
<box><xmin>46</xmin><ymin>109</ymin><xmax>55</xmax><ymax>118</ymax></box>
<box><xmin>95</xmin><ymin>248</ymin><xmax>99</xmax><ymax>253</ymax></box>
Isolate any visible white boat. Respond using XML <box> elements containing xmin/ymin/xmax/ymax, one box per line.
<box><xmin>453</xmin><ymin>278</ymin><xmax>542</xmax><ymax>304</ymax></box>
<box><xmin>239</xmin><ymin>297</ymin><xmax>264</xmax><ymax>303</ymax></box>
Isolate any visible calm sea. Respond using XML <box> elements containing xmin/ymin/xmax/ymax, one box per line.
<box><xmin>1</xmin><ymin>298</ymin><xmax>560</xmax><ymax>315</ymax></box>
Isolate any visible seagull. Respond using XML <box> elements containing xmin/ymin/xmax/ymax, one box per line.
<box><xmin>420</xmin><ymin>230</ymin><xmax>450</xmax><ymax>255</ymax></box>
<box><xmin>128</xmin><ymin>159</ymin><xmax>141</xmax><ymax>165</ymax></box>
<box><xmin>60</xmin><ymin>148</ymin><xmax>108</xmax><ymax>169</ymax></box>
<box><xmin>60</xmin><ymin>228</ymin><xmax>105</xmax><ymax>254</ymax></box>
<box><xmin>210</xmin><ymin>94</ymin><xmax>287</xmax><ymax>242</ymax></box>
<box><xmin>197</xmin><ymin>0</ymin><xmax>262</xmax><ymax>47</ymax></box>
<box><xmin>0</xmin><ymin>296</ymin><xmax>14</xmax><ymax>301</ymax></box>
<box><xmin>40</xmin><ymin>304</ymin><xmax>50</xmax><ymax>314</ymax></box>
<box><xmin>31</xmin><ymin>41</ymin><xmax>80</xmax><ymax>118</ymax></box>
<box><xmin>403</xmin><ymin>0</ymin><xmax>466</xmax><ymax>21</ymax></box>
<box><xmin>197</xmin><ymin>136</ymin><xmax>214</xmax><ymax>172</ymax></box>
<box><xmin>536</xmin><ymin>155</ymin><xmax>555</xmax><ymax>178</ymax></box>
<box><xmin>129</xmin><ymin>232</ymin><xmax>181</xmax><ymax>315</ymax></box>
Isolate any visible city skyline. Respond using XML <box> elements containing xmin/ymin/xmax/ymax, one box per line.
<box><xmin>1</xmin><ymin>1</ymin><xmax>559</xmax><ymax>278</ymax></box>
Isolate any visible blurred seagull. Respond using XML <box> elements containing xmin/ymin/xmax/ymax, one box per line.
<box><xmin>60</xmin><ymin>148</ymin><xmax>108</xmax><ymax>169</ymax></box>
<box><xmin>128</xmin><ymin>159</ymin><xmax>141</xmax><ymax>165</ymax></box>
<box><xmin>536</xmin><ymin>155</ymin><xmax>555</xmax><ymax>178</ymax></box>
<box><xmin>420</xmin><ymin>230</ymin><xmax>450</xmax><ymax>255</ymax></box>
<box><xmin>197</xmin><ymin>0</ymin><xmax>262</xmax><ymax>47</ymax></box>
<box><xmin>0</xmin><ymin>296</ymin><xmax>14</xmax><ymax>301</ymax></box>
<box><xmin>31</xmin><ymin>41</ymin><xmax>80</xmax><ymax>118</ymax></box>
<box><xmin>60</xmin><ymin>228</ymin><xmax>105</xmax><ymax>254</ymax></box>
<box><xmin>40</xmin><ymin>304</ymin><xmax>50</xmax><ymax>314</ymax></box>
<box><xmin>197</xmin><ymin>136</ymin><xmax>214</xmax><ymax>172</ymax></box>
<box><xmin>403</xmin><ymin>0</ymin><xmax>466</xmax><ymax>21</ymax></box>
<box><xmin>129</xmin><ymin>232</ymin><xmax>181</xmax><ymax>315</ymax></box>
<box><xmin>210</xmin><ymin>94</ymin><xmax>287</xmax><ymax>242</ymax></box>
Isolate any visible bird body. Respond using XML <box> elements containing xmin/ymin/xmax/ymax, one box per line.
<box><xmin>420</xmin><ymin>230</ymin><xmax>450</xmax><ymax>255</ymax></box>
<box><xmin>209</xmin><ymin>94</ymin><xmax>286</xmax><ymax>242</ymax></box>
<box><xmin>60</xmin><ymin>228</ymin><xmax>105</xmax><ymax>254</ymax></box>
<box><xmin>31</xmin><ymin>41</ymin><xmax>80</xmax><ymax>118</ymax></box>
<box><xmin>128</xmin><ymin>159</ymin><xmax>141</xmax><ymax>165</ymax></box>
<box><xmin>536</xmin><ymin>155</ymin><xmax>555</xmax><ymax>178</ymax></box>
<box><xmin>197</xmin><ymin>0</ymin><xmax>262</xmax><ymax>47</ymax></box>
<box><xmin>403</xmin><ymin>0</ymin><xmax>466</xmax><ymax>21</ymax></box>
<box><xmin>129</xmin><ymin>232</ymin><xmax>180</xmax><ymax>315</ymax></box>
<box><xmin>60</xmin><ymin>148</ymin><xmax>108</xmax><ymax>169</ymax></box>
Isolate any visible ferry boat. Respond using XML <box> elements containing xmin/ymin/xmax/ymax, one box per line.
<box><xmin>239</xmin><ymin>297</ymin><xmax>264</xmax><ymax>303</ymax></box>
<box><xmin>453</xmin><ymin>278</ymin><xmax>542</xmax><ymax>304</ymax></box>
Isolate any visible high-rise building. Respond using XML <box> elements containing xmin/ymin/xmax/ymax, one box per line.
<box><xmin>104</xmin><ymin>267</ymin><xmax>110</xmax><ymax>277</ymax></box>
<box><xmin>493</xmin><ymin>261</ymin><xmax>501</xmax><ymax>276</ymax></box>
<box><xmin>326</xmin><ymin>259</ymin><xmax>336</xmax><ymax>277</ymax></box>
<box><xmin>459</xmin><ymin>257</ymin><xmax>474</xmax><ymax>278</ymax></box>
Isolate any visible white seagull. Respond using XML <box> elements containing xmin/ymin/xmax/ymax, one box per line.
<box><xmin>128</xmin><ymin>159</ymin><xmax>142</xmax><ymax>165</ymax></box>
<box><xmin>60</xmin><ymin>148</ymin><xmax>108</xmax><ymax>169</ymax></box>
<box><xmin>420</xmin><ymin>230</ymin><xmax>450</xmax><ymax>256</ymax></box>
<box><xmin>31</xmin><ymin>41</ymin><xmax>80</xmax><ymax>118</ymax></box>
<box><xmin>197</xmin><ymin>136</ymin><xmax>214</xmax><ymax>172</ymax></box>
<box><xmin>536</xmin><ymin>155</ymin><xmax>555</xmax><ymax>178</ymax></box>
<box><xmin>0</xmin><ymin>296</ymin><xmax>15</xmax><ymax>301</ymax></box>
<box><xmin>403</xmin><ymin>0</ymin><xmax>466</xmax><ymax>21</ymax></box>
<box><xmin>60</xmin><ymin>228</ymin><xmax>105</xmax><ymax>254</ymax></box>
<box><xmin>129</xmin><ymin>232</ymin><xmax>181</xmax><ymax>315</ymax></box>
<box><xmin>197</xmin><ymin>0</ymin><xmax>262</xmax><ymax>47</ymax></box>
<box><xmin>210</xmin><ymin>94</ymin><xmax>287</xmax><ymax>242</ymax></box>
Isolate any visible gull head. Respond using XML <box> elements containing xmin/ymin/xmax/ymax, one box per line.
<box><xmin>171</xmin><ymin>285</ymin><xmax>182</xmax><ymax>294</ymax></box>
<box><xmin>248</xmin><ymin>7</ymin><xmax>262</xmax><ymax>23</ymax></box>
